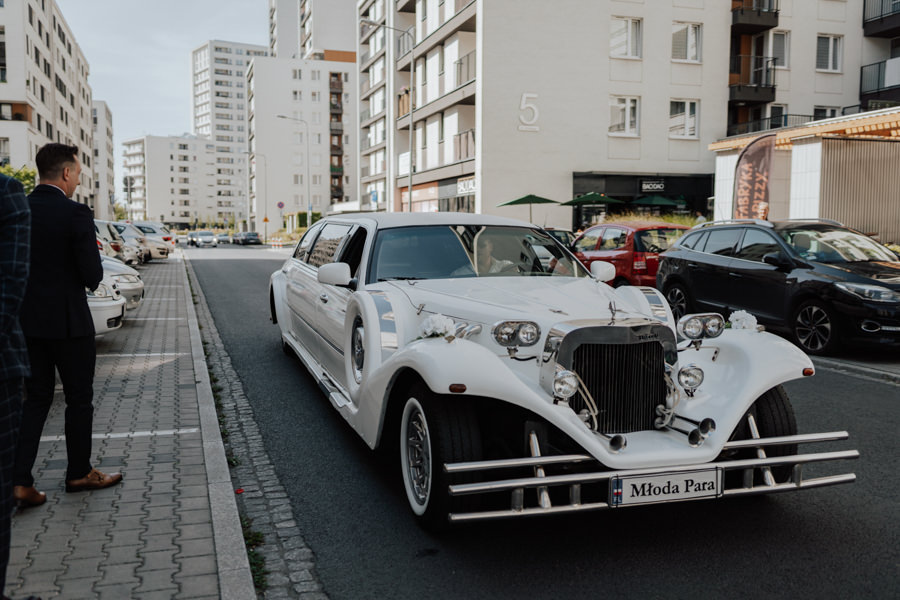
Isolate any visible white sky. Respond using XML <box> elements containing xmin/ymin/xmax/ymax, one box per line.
<box><xmin>56</xmin><ymin>0</ymin><xmax>269</xmax><ymax>197</ymax></box>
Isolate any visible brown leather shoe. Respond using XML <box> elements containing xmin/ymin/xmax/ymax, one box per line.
<box><xmin>65</xmin><ymin>468</ymin><xmax>123</xmax><ymax>493</ymax></box>
<box><xmin>13</xmin><ymin>485</ymin><xmax>47</xmax><ymax>508</ymax></box>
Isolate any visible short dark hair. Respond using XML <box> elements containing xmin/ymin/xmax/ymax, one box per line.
<box><xmin>36</xmin><ymin>143</ymin><xmax>79</xmax><ymax>179</ymax></box>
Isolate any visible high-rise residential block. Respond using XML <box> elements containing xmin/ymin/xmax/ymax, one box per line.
<box><xmin>299</xmin><ymin>0</ymin><xmax>358</xmax><ymax>60</ymax></box>
<box><xmin>191</xmin><ymin>40</ymin><xmax>268</xmax><ymax>228</ymax></box>
<box><xmin>92</xmin><ymin>100</ymin><xmax>114</xmax><ymax>219</ymax></box>
<box><xmin>269</xmin><ymin>0</ymin><xmax>300</xmax><ymax>58</ymax></box>
<box><xmin>0</xmin><ymin>0</ymin><xmax>94</xmax><ymax>205</ymax></box>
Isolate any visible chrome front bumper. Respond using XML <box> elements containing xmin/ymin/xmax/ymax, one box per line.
<box><xmin>444</xmin><ymin>431</ymin><xmax>858</xmax><ymax>522</ymax></box>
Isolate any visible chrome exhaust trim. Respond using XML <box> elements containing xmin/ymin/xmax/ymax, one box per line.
<box><xmin>860</xmin><ymin>320</ymin><xmax>881</xmax><ymax>333</ymax></box>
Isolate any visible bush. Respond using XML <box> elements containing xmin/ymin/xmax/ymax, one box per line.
<box><xmin>600</xmin><ymin>211</ymin><xmax>699</xmax><ymax>227</ymax></box>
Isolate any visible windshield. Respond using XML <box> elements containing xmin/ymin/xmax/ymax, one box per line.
<box><xmin>369</xmin><ymin>225</ymin><xmax>589</xmax><ymax>283</ymax></box>
<box><xmin>779</xmin><ymin>226</ymin><xmax>898</xmax><ymax>263</ymax></box>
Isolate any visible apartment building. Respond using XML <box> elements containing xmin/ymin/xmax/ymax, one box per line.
<box><xmin>0</xmin><ymin>0</ymin><xmax>94</xmax><ymax>205</ymax></box>
<box><xmin>92</xmin><ymin>100</ymin><xmax>114</xmax><ymax>219</ymax></box>
<box><xmin>122</xmin><ymin>134</ymin><xmax>223</xmax><ymax>228</ymax></box>
<box><xmin>269</xmin><ymin>0</ymin><xmax>300</xmax><ymax>58</ymax></box>
<box><xmin>859</xmin><ymin>1</ymin><xmax>900</xmax><ymax>111</ymax></box>
<box><xmin>246</xmin><ymin>56</ymin><xmax>357</xmax><ymax>231</ymax></box>
<box><xmin>299</xmin><ymin>0</ymin><xmax>358</xmax><ymax>60</ymax></box>
<box><xmin>358</xmin><ymin>0</ymin><xmax>891</xmax><ymax>228</ymax></box>
<box><xmin>191</xmin><ymin>40</ymin><xmax>268</xmax><ymax>229</ymax></box>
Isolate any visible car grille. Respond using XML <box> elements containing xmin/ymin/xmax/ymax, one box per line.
<box><xmin>570</xmin><ymin>341</ymin><xmax>666</xmax><ymax>434</ymax></box>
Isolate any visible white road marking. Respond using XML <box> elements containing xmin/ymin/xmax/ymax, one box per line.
<box><xmin>40</xmin><ymin>427</ymin><xmax>200</xmax><ymax>442</ymax></box>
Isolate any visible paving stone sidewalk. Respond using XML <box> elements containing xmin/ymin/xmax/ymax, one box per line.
<box><xmin>4</xmin><ymin>252</ymin><xmax>253</xmax><ymax>600</ymax></box>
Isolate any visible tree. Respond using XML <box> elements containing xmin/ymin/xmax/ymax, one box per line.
<box><xmin>0</xmin><ymin>165</ymin><xmax>37</xmax><ymax>194</ymax></box>
<box><xmin>113</xmin><ymin>203</ymin><xmax>128</xmax><ymax>220</ymax></box>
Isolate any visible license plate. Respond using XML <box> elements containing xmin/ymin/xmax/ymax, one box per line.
<box><xmin>610</xmin><ymin>468</ymin><xmax>720</xmax><ymax>507</ymax></box>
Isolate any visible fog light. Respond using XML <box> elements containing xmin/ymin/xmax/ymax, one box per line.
<box><xmin>553</xmin><ymin>370</ymin><xmax>579</xmax><ymax>399</ymax></box>
<box><xmin>678</xmin><ymin>364</ymin><xmax>704</xmax><ymax>392</ymax></box>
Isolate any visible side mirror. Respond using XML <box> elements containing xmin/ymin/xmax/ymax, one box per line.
<box><xmin>762</xmin><ymin>252</ymin><xmax>791</xmax><ymax>269</ymax></box>
<box><xmin>590</xmin><ymin>261</ymin><xmax>616</xmax><ymax>282</ymax></box>
<box><xmin>318</xmin><ymin>262</ymin><xmax>356</xmax><ymax>289</ymax></box>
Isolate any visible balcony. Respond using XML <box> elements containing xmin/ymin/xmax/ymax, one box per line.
<box><xmin>731</xmin><ymin>0</ymin><xmax>779</xmax><ymax>34</ymax></box>
<box><xmin>453</xmin><ymin>128</ymin><xmax>476</xmax><ymax>161</ymax></box>
<box><xmin>330</xmin><ymin>78</ymin><xmax>343</xmax><ymax>92</ymax></box>
<box><xmin>330</xmin><ymin>101</ymin><xmax>343</xmax><ymax>113</ymax></box>
<box><xmin>726</xmin><ymin>114</ymin><xmax>813</xmax><ymax>137</ymax></box>
<box><xmin>360</xmin><ymin>107</ymin><xmax>371</xmax><ymax>122</ymax></box>
<box><xmin>397</xmin><ymin>26</ymin><xmax>415</xmax><ymax>59</ymax></box>
<box><xmin>361</xmin><ymin>164</ymin><xmax>370</xmax><ymax>178</ymax></box>
<box><xmin>455</xmin><ymin>50</ymin><xmax>476</xmax><ymax>87</ymax></box>
<box><xmin>864</xmin><ymin>0</ymin><xmax>900</xmax><ymax>38</ymax></box>
<box><xmin>331</xmin><ymin>144</ymin><xmax>343</xmax><ymax>155</ymax></box>
<box><xmin>860</xmin><ymin>59</ymin><xmax>900</xmax><ymax>108</ymax></box>
<box><xmin>330</xmin><ymin>165</ymin><xmax>344</xmax><ymax>175</ymax></box>
<box><xmin>397</xmin><ymin>89</ymin><xmax>411</xmax><ymax>117</ymax></box>
<box><xmin>729</xmin><ymin>55</ymin><xmax>776</xmax><ymax>105</ymax></box>
<box><xmin>329</xmin><ymin>121</ymin><xmax>344</xmax><ymax>133</ymax></box>
<box><xmin>331</xmin><ymin>186</ymin><xmax>344</xmax><ymax>199</ymax></box>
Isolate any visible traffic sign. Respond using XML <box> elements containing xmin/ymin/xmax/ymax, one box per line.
<box><xmin>277</xmin><ymin>201</ymin><xmax>284</xmax><ymax>209</ymax></box>
<box><xmin>263</xmin><ymin>217</ymin><xmax>269</xmax><ymax>223</ymax></box>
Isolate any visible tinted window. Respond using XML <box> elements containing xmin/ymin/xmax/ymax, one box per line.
<box><xmin>634</xmin><ymin>228</ymin><xmax>685</xmax><ymax>253</ymax></box>
<box><xmin>574</xmin><ymin>230</ymin><xmax>600</xmax><ymax>252</ymax></box>
<box><xmin>339</xmin><ymin>227</ymin><xmax>368</xmax><ymax>277</ymax></box>
<box><xmin>294</xmin><ymin>222</ymin><xmax>324</xmax><ymax>261</ymax></box>
<box><xmin>779</xmin><ymin>226</ymin><xmax>898</xmax><ymax>263</ymax></box>
<box><xmin>735</xmin><ymin>229</ymin><xmax>782</xmax><ymax>262</ymax></box>
<box><xmin>307</xmin><ymin>223</ymin><xmax>352</xmax><ymax>268</ymax></box>
<box><xmin>679</xmin><ymin>230</ymin><xmax>706</xmax><ymax>250</ymax></box>
<box><xmin>701</xmin><ymin>229</ymin><xmax>740</xmax><ymax>256</ymax></box>
<box><xmin>600</xmin><ymin>228</ymin><xmax>627</xmax><ymax>250</ymax></box>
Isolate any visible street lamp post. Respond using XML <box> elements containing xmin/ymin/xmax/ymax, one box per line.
<box><xmin>361</xmin><ymin>18</ymin><xmax>414</xmax><ymax>212</ymax></box>
<box><xmin>244</xmin><ymin>151</ymin><xmax>267</xmax><ymax>242</ymax></box>
<box><xmin>276</xmin><ymin>115</ymin><xmax>312</xmax><ymax>229</ymax></box>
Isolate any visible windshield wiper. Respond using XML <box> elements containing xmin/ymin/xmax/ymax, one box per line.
<box><xmin>378</xmin><ymin>276</ymin><xmax>426</xmax><ymax>281</ymax></box>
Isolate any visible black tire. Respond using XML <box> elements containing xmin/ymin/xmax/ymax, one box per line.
<box><xmin>664</xmin><ymin>282</ymin><xmax>692</xmax><ymax>320</ymax></box>
<box><xmin>723</xmin><ymin>385</ymin><xmax>797</xmax><ymax>485</ymax></box>
<box><xmin>792</xmin><ymin>299</ymin><xmax>840</xmax><ymax>355</ymax></box>
<box><xmin>613</xmin><ymin>277</ymin><xmax>630</xmax><ymax>288</ymax></box>
<box><xmin>399</xmin><ymin>384</ymin><xmax>482</xmax><ymax>531</ymax></box>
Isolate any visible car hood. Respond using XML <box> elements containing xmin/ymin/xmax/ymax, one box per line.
<box><xmin>101</xmin><ymin>257</ymin><xmax>139</xmax><ymax>277</ymax></box>
<box><xmin>813</xmin><ymin>260</ymin><xmax>900</xmax><ymax>288</ymax></box>
<box><xmin>387</xmin><ymin>277</ymin><xmax>647</xmax><ymax>324</ymax></box>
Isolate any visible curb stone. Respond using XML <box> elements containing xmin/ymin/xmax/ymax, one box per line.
<box><xmin>183</xmin><ymin>254</ymin><xmax>327</xmax><ymax>599</ymax></box>
<box><xmin>811</xmin><ymin>356</ymin><xmax>900</xmax><ymax>385</ymax></box>
<box><xmin>180</xmin><ymin>252</ymin><xmax>257</xmax><ymax>600</ymax></box>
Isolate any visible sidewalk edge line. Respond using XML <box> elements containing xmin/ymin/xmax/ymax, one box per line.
<box><xmin>811</xmin><ymin>356</ymin><xmax>900</xmax><ymax>384</ymax></box>
<box><xmin>181</xmin><ymin>249</ymin><xmax>256</xmax><ymax>599</ymax></box>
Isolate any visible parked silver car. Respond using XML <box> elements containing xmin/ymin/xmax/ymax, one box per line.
<box><xmin>112</xmin><ymin>222</ymin><xmax>158</xmax><ymax>262</ymax></box>
<box><xmin>96</xmin><ymin>220</ymin><xmax>139</xmax><ymax>265</ymax></box>
<box><xmin>132</xmin><ymin>221</ymin><xmax>175</xmax><ymax>255</ymax></box>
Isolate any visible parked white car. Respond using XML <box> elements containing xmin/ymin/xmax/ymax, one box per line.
<box><xmin>132</xmin><ymin>221</ymin><xmax>175</xmax><ymax>251</ymax></box>
<box><xmin>87</xmin><ymin>275</ymin><xmax>126</xmax><ymax>336</ymax></box>
<box><xmin>101</xmin><ymin>256</ymin><xmax>144</xmax><ymax>310</ymax></box>
<box><xmin>112</xmin><ymin>222</ymin><xmax>154</xmax><ymax>263</ymax></box>
<box><xmin>269</xmin><ymin>213</ymin><xmax>858</xmax><ymax>530</ymax></box>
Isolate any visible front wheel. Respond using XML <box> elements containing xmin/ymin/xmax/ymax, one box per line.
<box><xmin>664</xmin><ymin>282</ymin><xmax>692</xmax><ymax>320</ymax></box>
<box><xmin>399</xmin><ymin>385</ymin><xmax>481</xmax><ymax>531</ymax></box>
<box><xmin>793</xmin><ymin>299</ymin><xmax>840</xmax><ymax>355</ymax></box>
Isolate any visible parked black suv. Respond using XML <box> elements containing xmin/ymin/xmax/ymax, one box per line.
<box><xmin>657</xmin><ymin>219</ymin><xmax>900</xmax><ymax>355</ymax></box>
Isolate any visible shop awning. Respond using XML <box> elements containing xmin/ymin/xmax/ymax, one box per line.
<box><xmin>560</xmin><ymin>192</ymin><xmax>625</xmax><ymax>205</ymax></box>
<box><xmin>498</xmin><ymin>194</ymin><xmax>558</xmax><ymax>222</ymax></box>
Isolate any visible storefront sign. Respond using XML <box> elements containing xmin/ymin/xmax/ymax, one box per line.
<box><xmin>641</xmin><ymin>179</ymin><xmax>665</xmax><ymax>193</ymax></box>
<box><xmin>457</xmin><ymin>176</ymin><xmax>476</xmax><ymax>196</ymax></box>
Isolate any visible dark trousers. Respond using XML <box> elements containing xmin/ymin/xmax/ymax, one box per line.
<box><xmin>0</xmin><ymin>377</ymin><xmax>24</xmax><ymax>595</ymax></box>
<box><xmin>13</xmin><ymin>336</ymin><xmax>96</xmax><ymax>487</ymax></box>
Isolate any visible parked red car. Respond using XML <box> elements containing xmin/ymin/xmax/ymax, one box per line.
<box><xmin>571</xmin><ymin>221</ymin><xmax>689</xmax><ymax>287</ymax></box>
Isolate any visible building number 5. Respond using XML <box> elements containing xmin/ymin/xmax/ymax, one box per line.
<box><xmin>518</xmin><ymin>93</ymin><xmax>539</xmax><ymax>132</ymax></box>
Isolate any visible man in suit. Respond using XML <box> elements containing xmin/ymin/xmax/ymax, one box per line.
<box><xmin>12</xmin><ymin>143</ymin><xmax>122</xmax><ymax>509</ymax></box>
<box><xmin>0</xmin><ymin>172</ymin><xmax>31</xmax><ymax>598</ymax></box>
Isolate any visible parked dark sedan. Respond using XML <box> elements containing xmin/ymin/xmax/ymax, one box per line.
<box><xmin>234</xmin><ymin>231</ymin><xmax>262</xmax><ymax>245</ymax></box>
<box><xmin>657</xmin><ymin>219</ymin><xmax>900</xmax><ymax>354</ymax></box>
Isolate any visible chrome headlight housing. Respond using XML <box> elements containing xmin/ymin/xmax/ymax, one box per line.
<box><xmin>113</xmin><ymin>274</ymin><xmax>141</xmax><ymax>284</ymax></box>
<box><xmin>835</xmin><ymin>282</ymin><xmax>900</xmax><ymax>303</ymax></box>
<box><xmin>677</xmin><ymin>313</ymin><xmax>725</xmax><ymax>340</ymax></box>
<box><xmin>552</xmin><ymin>367</ymin><xmax>579</xmax><ymax>400</ymax></box>
<box><xmin>492</xmin><ymin>321</ymin><xmax>541</xmax><ymax>347</ymax></box>
<box><xmin>677</xmin><ymin>364</ymin><xmax>704</xmax><ymax>394</ymax></box>
<box><xmin>88</xmin><ymin>283</ymin><xmax>112</xmax><ymax>298</ymax></box>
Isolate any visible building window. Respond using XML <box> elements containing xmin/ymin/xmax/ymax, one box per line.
<box><xmin>770</xmin><ymin>104</ymin><xmax>787</xmax><ymax>127</ymax></box>
<box><xmin>610</xmin><ymin>17</ymin><xmax>641</xmax><ymax>59</ymax></box>
<box><xmin>772</xmin><ymin>31</ymin><xmax>789</xmax><ymax>68</ymax></box>
<box><xmin>669</xmin><ymin>100</ymin><xmax>698</xmax><ymax>138</ymax></box>
<box><xmin>672</xmin><ymin>23</ymin><xmax>701</xmax><ymax>62</ymax></box>
<box><xmin>609</xmin><ymin>96</ymin><xmax>639</xmax><ymax>136</ymax></box>
<box><xmin>813</xmin><ymin>106</ymin><xmax>838</xmax><ymax>120</ymax></box>
<box><xmin>816</xmin><ymin>35</ymin><xmax>841</xmax><ymax>72</ymax></box>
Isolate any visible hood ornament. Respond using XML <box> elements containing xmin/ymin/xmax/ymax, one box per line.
<box><xmin>608</xmin><ymin>300</ymin><xmax>622</xmax><ymax>324</ymax></box>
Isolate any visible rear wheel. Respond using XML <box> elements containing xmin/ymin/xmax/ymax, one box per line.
<box><xmin>664</xmin><ymin>282</ymin><xmax>692</xmax><ymax>320</ymax></box>
<box><xmin>793</xmin><ymin>299</ymin><xmax>840</xmax><ymax>355</ymax></box>
<box><xmin>723</xmin><ymin>386</ymin><xmax>797</xmax><ymax>485</ymax></box>
<box><xmin>400</xmin><ymin>384</ymin><xmax>481</xmax><ymax>531</ymax></box>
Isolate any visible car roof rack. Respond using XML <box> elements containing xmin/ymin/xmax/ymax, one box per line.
<box><xmin>780</xmin><ymin>218</ymin><xmax>845</xmax><ymax>227</ymax></box>
<box><xmin>694</xmin><ymin>219</ymin><xmax>774</xmax><ymax>229</ymax></box>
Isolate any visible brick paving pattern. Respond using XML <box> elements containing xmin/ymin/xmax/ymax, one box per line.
<box><xmin>4</xmin><ymin>253</ymin><xmax>249</xmax><ymax>599</ymax></box>
<box><xmin>185</xmin><ymin>258</ymin><xmax>327</xmax><ymax>600</ymax></box>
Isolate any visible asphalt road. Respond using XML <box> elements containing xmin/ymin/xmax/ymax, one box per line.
<box><xmin>188</xmin><ymin>246</ymin><xmax>899</xmax><ymax>600</ymax></box>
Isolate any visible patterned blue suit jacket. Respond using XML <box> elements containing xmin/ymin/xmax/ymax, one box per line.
<box><xmin>0</xmin><ymin>173</ymin><xmax>31</xmax><ymax>380</ymax></box>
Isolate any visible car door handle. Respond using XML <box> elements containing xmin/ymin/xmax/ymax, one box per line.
<box><xmin>319</xmin><ymin>293</ymin><xmax>329</xmax><ymax>303</ymax></box>
<box><xmin>729</xmin><ymin>272</ymin><xmax>742</xmax><ymax>278</ymax></box>
<box><xmin>687</xmin><ymin>262</ymin><xmax>698</xmax><ymax>267</ymax></box>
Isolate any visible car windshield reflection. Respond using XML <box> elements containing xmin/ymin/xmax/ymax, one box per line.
<box><xmin>780</xmin><ymin>227</ymin><xmax>898</xmax><ymax>264</ymax></box>
<box><xmin>369</xmin><ymin>225</ymin><xmax>588</xmax><ymax>283</ymax></box>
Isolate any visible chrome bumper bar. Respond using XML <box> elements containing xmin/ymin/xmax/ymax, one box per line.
<box><xmin>444</xmin><ymin>431</ymin><xmax>858</xmax><ymax>522</ymax></box>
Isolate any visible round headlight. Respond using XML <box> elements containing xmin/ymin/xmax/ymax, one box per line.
<box><xmin>681</xmin><ymin>316</ymin><xmax>705</xmax><ymax>339</ymax></box>
<box><xmin>90</xmin><ymin>284</ymin><xmax>111</xmax><ymax>298</ymax></box>
<box><xmin>494</xmin><ymin>322</ymin><xmax>517</xmax><ymax>345</ymax></box>
<box><xmin>678</xmin><ymin>365</ymin><xmax>704</xmax><ymax>390</ymax></box>
<box><xmin>704</xmin><ymin>315</ymin><xmax>725</xmax><ymax>338</ymax></box>
<box><xmin>517</xmin><ymin>323</ymin><xmax>540</xmax><ymax>345</ymax></box>
<box><xmin>553</xmin><ymin>370</ymin><xmax>579</xmax><ymax>399</ymax></box>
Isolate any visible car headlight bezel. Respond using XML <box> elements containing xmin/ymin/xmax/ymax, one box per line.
<box><xmin>676</xmin><ymin>313</ymin><xmax>726</xmax><ymax>340</ymax></box>
<box><xmin>677</xmin><ymin>364</ymin><xmax>705</xmax><ymax>393</ymax></box>
<box><xmin>492</xmin><ymin>321</ymin><xmax>542</xmax><ymax>347</ymax></box>
<box><xmin>834</xmin><ymin>282</ymin><xmax>900</xmax><ymax>303</ymax></box>
<box><xmin>552</xmin><ymin>367</ymin><xmax>579</xmax><ymax>400</ymax></box>
<box><xmin>89</xmin><ymin>283</ymin><xmax>112</xmax><ymax>298</ymax></box>
<box><xmin>113</xmin><ymin>274</ymin><xmax>140</xmax><ymax>284</ymax></box>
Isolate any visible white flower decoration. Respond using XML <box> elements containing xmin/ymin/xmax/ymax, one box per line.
<box><xmin>728</xmin><ymin>310</ymin><xmax>758</xmax><ymax>330</ymax></box>
<box><xmin>420</xmin><ymin>314</ymin><xmax>456</xmax><ymax>340</ymax></box>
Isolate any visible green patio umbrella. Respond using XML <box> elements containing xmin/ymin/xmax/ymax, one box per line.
<box><xmin>497</xmin><ymin>194</ymin><xmax>558</xmax><ymax>222</ymax></box>
<box><xmin>560</xmin><ymin>192</ymin><xmax>625</xmax><ymax>206</ymax></box>
<box><xmin>633</xmin><ymin>195</ymin><xmax>685</xmax><ymax>207</ymax></box>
